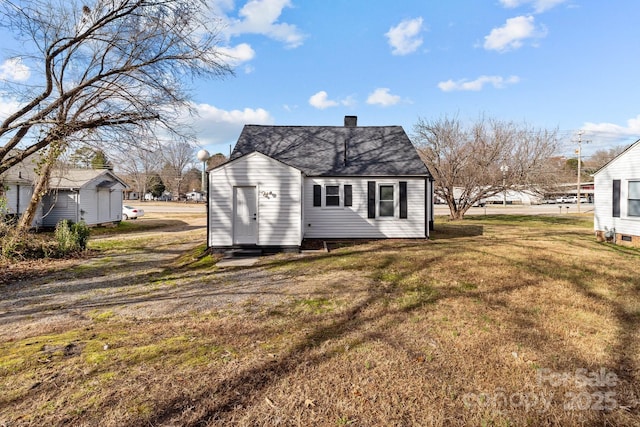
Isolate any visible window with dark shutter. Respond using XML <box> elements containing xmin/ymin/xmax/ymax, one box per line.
<box><xmin>313</xmin><ymin>185</ymin><xmax>321</xmax><ymax>207</ymax></box>
<box><xmin>367</xmin><ymin>181</ymin><xmax>376</xmax><ymax>218</ymax></box>
<box><xmin>379</xmin><ymin>185</ymin><xmax>394</xmax><ymax>217</ymax></box>
<box><xmin>613</xmin><ymin>179</ymin><xmax>621</xmax><ymax>218</ymax></box>
<box><xmin>344</xmin><ymin>185</ymin><xmax>352</xmax><ymax>207</ymax></box>
<box><xmin>399</xmin><ymin>181</ymin><xmax>407</xmax><ymax>218</ymax></box>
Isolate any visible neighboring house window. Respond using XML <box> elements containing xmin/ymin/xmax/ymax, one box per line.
<box><xmin>628</xmin><ymin>180</ymin><xmax>640</xmax><ymax>217</ymax></box>
<box><xmin>326</xmin><ymin>185</ymin><xmax>340</xmax><ymax>206</ymax></box>
<box><xmin>379</xmin><ymin>185</ymin><xmax>394</xmax><ymax>217</ymax></box>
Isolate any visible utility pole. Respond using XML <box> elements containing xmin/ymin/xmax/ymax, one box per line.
<box><xmin>574</xmin><ymin>132</ymin><xmax>590</xmax><ymax>213</ymax></box>
<box><xmin>576</xmin><ymin>131</ymin><xmax>583</xmax><ymax>213</ymax></box>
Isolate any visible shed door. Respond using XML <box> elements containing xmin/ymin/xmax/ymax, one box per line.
<box><xmin>233</xmin><ymin>186</ymin><xmax>258</xmax><ymax>245</ymax></box>
<box><xmin>97</xmin><ymin>189</ymin><xmax>111</xmax><ymax>223</ymax></box>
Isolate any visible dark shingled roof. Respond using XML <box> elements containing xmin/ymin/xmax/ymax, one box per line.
<box><xmin>230</xmin><ymin>124</ymin><xmax>431</xmax><ymax>177</ymax></box>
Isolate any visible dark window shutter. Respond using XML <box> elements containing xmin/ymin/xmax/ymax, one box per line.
<box><xmin>313</xmin><ymin>185</ymin><xmax>321</xmax><ymax>207</ymax></box>
<box><xmin>399</xmin><ymin>181</ymin><xmax>408</xmax><ymax>218</ymax></box>
<box><xmin>613</xmin><ymin>179</ymin><xmax>621</xmax><ymax>218</ymax></box>
<box><xmin>344</xmin><ymin>185</ymin><xmax>352</xmax><ymax>207</ymax></box>
<box><xmin>367</xmin><ymin>181</ymin><xmax>376</xmax><ymax>218</ymax></box>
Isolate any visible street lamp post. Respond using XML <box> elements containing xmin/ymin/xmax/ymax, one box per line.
<box><xmin>500</xmin><ymin>164</ymin><xmax>509</xmax><ymax>207</ymax></box>
<box><xmin>197</xmin><ymin>149</ymin><xmax>210</xmax><ymax>199</ymax></box>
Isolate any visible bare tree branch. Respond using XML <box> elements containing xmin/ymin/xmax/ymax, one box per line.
<box><xmin>0</xmin><ymin>0</ymin><xmax>232</xmax><ymax>174</ymax></box>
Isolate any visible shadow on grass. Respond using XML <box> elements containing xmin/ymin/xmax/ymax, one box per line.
<box><xmin>431</xmin><ymin>223</ymin><xmax>484</xmax><ymax>240</ymax></box>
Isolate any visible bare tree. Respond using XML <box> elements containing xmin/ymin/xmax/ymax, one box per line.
<box><xmin>159</xmin><ymin>140</ymin><xmax>194</xmax><ymax>198</ymax></box>
<box><xmin>0</xmin><ymin>0</ymin><xmax>232</xmax><ymax>229</ymax></box>
<box><xmin>413</xmin><ymin>115</ymin><xmax>558</xmax><ymax>220</ymax></box>
<box><xmin>585</xmin><ymin>145</ymin><xmax>629</xmax><ymax>173</ymax></box>
<box><xmin>111</xmin><ymin>138</ymin><xmax>163</xmax><ymax>199</ymax></box>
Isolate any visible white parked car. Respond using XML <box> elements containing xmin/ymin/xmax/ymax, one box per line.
<box><xmin>556</xmin><ymin>196</ymin><xmax>589</xmax><ymax>204</ymax></box>
<box><xmin>122</xmin><ymin>205</ymin><xmax>144</xmax><ymax>220</ymax></box>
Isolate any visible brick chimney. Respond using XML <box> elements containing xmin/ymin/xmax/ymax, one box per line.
<box><xmin>344</xmin><ymin>115</ymin><xmax>357</xmax><ymax>127</ymax></box>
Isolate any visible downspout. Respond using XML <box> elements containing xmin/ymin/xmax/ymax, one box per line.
<box><xmin>75</xmin><ymin>190</ymin><xmax>80</xmax><ymax>223</ymax></box>
<box><xmin>429</xmin><ymin>177</ymin><xmax>435</xmax><ymax>232</ymax></box>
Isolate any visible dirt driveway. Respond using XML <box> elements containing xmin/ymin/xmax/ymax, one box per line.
<box><xmin>0</xmin><ymin>212</ymin><xmax>308</xmax><ymax>342</ymax></box>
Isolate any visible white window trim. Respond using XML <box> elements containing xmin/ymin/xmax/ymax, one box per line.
<box><xmin>319</xmin><ymin>182</ymin><xmax>345</xmax><ymax>209</ymax></box>
<box><xmin>627</xmin><ymin>179</ymin><xmax>640</xmax><ymax>218</ymax></box>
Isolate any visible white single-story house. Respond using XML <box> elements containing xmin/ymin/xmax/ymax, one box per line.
<box><xmin>1</xmin><ymin>156</ymin><xmax>127</xmax><ymax>227</ymax></box>
<box><xmin>186</xmin><ymin>191</ymin><xmax>205</xmax><ymax>202</ymax></box>
<box><xmin>593</xmin><ymin>138</ymin><xmax>640</xmax><ymax>246</ymax></box>
<box><xmin>207</xmin><ymin>116</ymin><xmax>434</xmax><ymax>252</ymax></box>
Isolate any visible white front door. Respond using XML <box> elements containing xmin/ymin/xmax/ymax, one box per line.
<box><xmin>233</xmin><ymin>186</ymin><xmax>258</xmax><ymax>245</ymax></box>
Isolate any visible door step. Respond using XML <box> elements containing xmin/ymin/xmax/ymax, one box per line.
<box><xmin>223</xmin><ymin>248</ymin><xmax>263</xmax><ymax>258</ymax></box>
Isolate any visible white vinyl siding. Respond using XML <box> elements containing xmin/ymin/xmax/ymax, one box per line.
<box><xmin>208</xmin><ymin>152</ymin><xmax>303</xmax><ymax>247</ymax></box>
<box><xmin>42</xmin><ymin>192</ymin><xmax>79</xmax><ymax>227</ymax></box>
<box><xmin>304</xmin><ymin>177</ymin><xmax>426</xmax><ymax>239</ymax></box>
<box><xmin>594</xmin><ymin>141</ymin><xmax>640</xmax><ymax>238</ymax></box>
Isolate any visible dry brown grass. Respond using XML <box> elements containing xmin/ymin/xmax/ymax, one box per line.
<box><xmin>1</xmin><ymin>214</ymin><xmax>639</xmax><ymax>426</ymax></box>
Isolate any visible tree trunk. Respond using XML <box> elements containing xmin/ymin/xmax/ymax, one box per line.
<box><xmin>16</xmin><ymin>144</ymin><xmax>61</xmax><ymax>232</ymax></box>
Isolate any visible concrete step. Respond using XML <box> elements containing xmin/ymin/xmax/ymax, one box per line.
<box><xmin>223</xmin><ymin>248</ymin><xmax>263</xmax><ymax>258</ymax></box>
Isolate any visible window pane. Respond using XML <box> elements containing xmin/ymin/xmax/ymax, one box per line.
<box><xmin>629</xmin><ymin>181</ymin><xmax>640</xmax><ymax>199</ymax></box>
<box><xmin>629</xmin><ymin>200</ymin><xmax>640</xmax><ymax>217</ymax></box>
<box><xmin>380</xmin><ymin>201</ymin><xmax>394</xmax><ymax>216</ymax></box>
<box><xmin>380</xmin><ymin>185</ymin><xmax>393</xmax><ymax>200</ymax></box>
<box><xmin>326</xmin><ymin>186</ymin><xmax>339</xmax><ymax>196</ymax></box>
<box><xmin>326</xmin><ymin>196</ymin><xmax>340</xmax><ymax>206</ymax></box>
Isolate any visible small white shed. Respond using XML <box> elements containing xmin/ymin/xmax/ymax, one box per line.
<box><xmin>42</xmin><ymin>169</ymin><xmax>127</xmax><ymax>227</ymax></box>
<box><xmin>207</xmin><ymin>116</ymin><xmax>434</xmax><ymax>252</ymax></box>
<box><xmin>593</xmin><ymin>139</ymin><xmax>640</xmax><ymax>246</ymax></box>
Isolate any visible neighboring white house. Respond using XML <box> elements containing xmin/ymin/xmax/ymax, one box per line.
<box><xmin>186</xmin><ymin>191</ymin><xmax>205</xmax><ymax>202</ymax></box>
<box><xmin>593</xmin><ymin>139</ymin><xmax>640</xmax><ymax>246</ymax></box>
<box><xmin>207</xmin><ymin>116</ymin><xmax>434</xmax><ymax>252</ymax></box>
<box><xmin>1</xmin><ymin>156</ymin><xmax>127</xmax><ymax>227</ymax></box>
<box><xmin>41</xmin><ymin>169</ymin><xmax>127</xmax><ymax>227</ymax></box>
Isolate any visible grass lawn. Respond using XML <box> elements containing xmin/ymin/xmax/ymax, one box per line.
<box><xmin>1</xmin><ymin>214</ymin><xmax>639</xmax><ymax>426</ymax></box>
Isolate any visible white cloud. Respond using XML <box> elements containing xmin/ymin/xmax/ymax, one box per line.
<box><xmin>499</xmin><ymin>0</ymin><xmax>568</xmax><ymax>13</ymax></box>
<box><xmin>366</xmin><ymin>88</ymin><xmax>401</xmax><ymax>107</ymax></box>
<box><xmin>188</xmin><ymin>103</ymin><xmax>274</xmax><ymax>146</ymax></box>
<box><xmin>218</xmin><ymin>43</ymin><xmax>256</xmax><ymax>66</ymax></box>
<box><xmin>582</xmin><ymin>115</ymin><xmax>640</xmax><ymax>140</ymax></box>
<box><xmin>226</xmin><ymin>0</ymin><xmax>305</xmax><ymax>48</ymax></box>
<box><xmin>385</xmin><ymin>17</ymin><xmax>424</xmax><ymax>56</ymax></box>
<box><xmin>483</xmin><ymin>15</ymin><xmax>547</xmax><ymax>52</ymax></box>
<box><xmin>308</xmin><ymin>91</ymin><xmax>340</xmax><ymax>109</ymax></box>
<box><xmin>0</xmin><ymin>58</ymin><xmax>30</xmax><ymax>82</ymax></box>
<box><xmin>438</xmin><ymin>75</ymin><xmax>520</xmax><ymax>92</ymax></box>
<box><xmin>0</xmin><ymin>96</ymin><xmax>24</xmax><ymax>121</ymax></box>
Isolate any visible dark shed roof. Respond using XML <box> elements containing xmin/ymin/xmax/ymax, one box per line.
<box><xmin>230</xmin><ymin>124</ymin><xmax>430</xmax><ymax>177</ymax></box>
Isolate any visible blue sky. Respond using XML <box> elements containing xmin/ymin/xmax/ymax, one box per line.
<box><xmin>2</xmin><ymin>0</ymin><xmax>640</xmax><ymax>160</ymax></box>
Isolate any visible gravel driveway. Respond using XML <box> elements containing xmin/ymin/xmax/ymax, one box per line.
<box><xmin>0</xmin><ymin>217</ymin><xmax>309</xmax><ymax>341</ymax></box>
